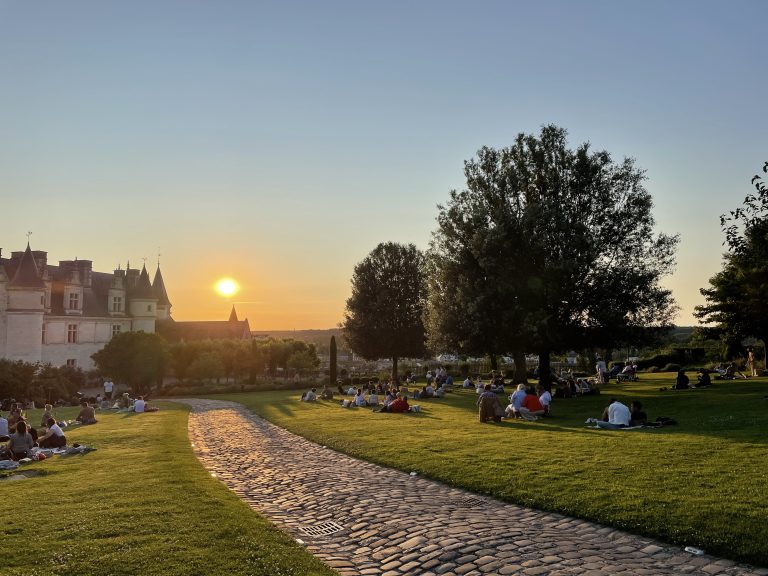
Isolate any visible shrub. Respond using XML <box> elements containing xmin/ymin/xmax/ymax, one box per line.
<box><xmin>644</xmin><ymin>366</ymin><xmax>659</xmax><ymax>373</ymax></box>
<box><xmin>662</xmin><ymin>363</ymin><xmax>681</xmax><ymax>372</ymax></box>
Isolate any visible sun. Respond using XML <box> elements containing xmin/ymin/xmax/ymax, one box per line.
<box><xmin>214</xmin><ymin>277</ymin><xmax>240</xmax><ymax>297</ymax></box>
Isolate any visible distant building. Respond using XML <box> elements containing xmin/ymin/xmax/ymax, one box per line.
<box><xmin>0</xmin><ymin>243</ymin><xmax>171</xmax><ymax>370</ymax></box>
<box><xmin>158</xmin><ymin>305</ymin><xmax>251</xmax><ymax>342</ymax></box>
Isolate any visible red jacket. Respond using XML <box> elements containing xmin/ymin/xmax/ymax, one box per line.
<box><xmin>522</xmin><ymin>394</ymin><xmax>544</xmax><ymax>412</ymax></box>
<box><xmin>388</xmin><ymin>398</ymin><xmax>410</xmax><ymax>413</ymax></box>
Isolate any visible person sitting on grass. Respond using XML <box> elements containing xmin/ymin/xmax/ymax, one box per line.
<box><xmin>76</xmin><ymin>400</ymin><xmax>98</xmax><ymax>425</ymax></box>
<box><xmin>6</xmin><ymin>420</ymin><xmax>35</xmax><ymax>460</ymax></box>
<box><xmin>367</xmin><ymin>389</ymin><xmax>379</xmax><ymax>406</ymax></box>
<box><xmin>320</xmin><ymin>385</ymin><xmax>334</xmax><ymax>400</ymax></box>
<box><xmin>302</xmin><ymin>388</ymin><xmax>318</xmax><ymax>402</ymax></box>
<box><xmin>0</xmin><ymin>411</ymin><xmax>8</xmax><ymax>443</ymax></box>
<box><xmin>629</xmin><ymin>400</ymin><xmax>647</xmax><ymax>426</ymax></box>
<box><xmin>41</xmin><ymin>404</ymin><xmax>54</xmax><ymax>428</ymax></box>
<box><xmin>381</xmin><ymin>392</ymin><xmax>410</xmax><ymax>413</ymax></box>
<box><xmin>38</xmin><ymin>417</ymin><xmax>66</xmax><ymax>448</ymax></box>
<box><xmin>463</xmin><ymin>376</ymin><xmax>473</xmax><ymax>388</ymax></box>
<box><xmin>7</xmin><ymin>403</ymin><xmax>23</xmax><ymax>433</ymax></box>
<box><xmin>519</xmin><ymin>387</ymin><xmax>546</xmax><ymax>421</ymax></box>
<box><xmin>725</xmin><ymin>361</ymin><xmax>748</xmax><ymax>380</ymax></box>
<box><xmin>118</xmin><ymin>392</ymin><xmax>133</xmax><ymax>409</ymax></box>
<box><xmin>696</xmin><ymin>369</ymin><xmax>712</xmax><ymax>388</ymax></box>
<box><xmin>477</xmin><ymin>384</ymin><xmax>504</xmax><ymax>423</ymax></box>
<box><xmin>674</xmin><ymin>370</ymin><xmax>690</xmax><ymax>390</ymax></box>
<box><xmin>353</xmin><ymin>389</ymin><xmax>368</xmax><ymax>407</ymax></box>
<box><xmin>596</xmin><ymin>399</ymin><xmax>630</xmax><ymax>429</ymax></box>
<box><xmin>537</xmin><ymin>385</ymin><xmax>552</xmax><ymax>416</ymax></box>
<box><xmin>505</xmin><ymin>384</ymin><xmax>528</xmax><ymax>419</ymax></box>
<box><xmin>434</xmin><ymin>384</ymin><xmax>446</xmax><ymax>398</ymax></box>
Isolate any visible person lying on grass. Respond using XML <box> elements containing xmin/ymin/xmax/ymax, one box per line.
<box><xmin>76</xmin><ymin>400</ymin><xmax>98</xmax><ymax>425</ymax></box>
<box><xmin>6</xmin><ymin>420</ymin><xmax>35</xmax><ymax>460</ymax></box>
<box><xmin>38</xmin><ymin>417</ymin><xmax>67</xmax><ymax>448</ymax></box>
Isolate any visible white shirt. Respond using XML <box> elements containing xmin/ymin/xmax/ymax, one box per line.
<box><xmin>134</xmin><ymin>399</ymin><xmax>146</xmax><ymax>413</ymax></box>
<box><xmin>0</xmin><ymin>417</ymin><xmax>8</xmax><ymax>436</ymax></box>
<box><xmin>304</xmin><ymin>391</ymin><xmax>317</xmax><ymax>401</ymax></box>
<box><xmin>367</xmin><ymin>393</ymin><xmax>378</xmax><ymax>405</ymax></box>
<box><xmin>596</xmin><ymin>361</ymin><xmax>607</xmax><ymax>373</ymax></box>
<box><xmin>607</xmin><ymin>401</ymin><xmax>630</xmax><ymax>426</ymax></box>
<box><xmin>463</xmin><ymin>378</ymin><xmax>472</xmax><ymax>388</ymax></box>
<box><xmin>354</xmin><ymin>394</ymin><xmax>367</xmax><ymax>406</ymax></box>
<box><xmin>539</xmin><ymin>391</ymin><xmax>552</xmax><ymax>407</ymax></box>
<box><xmin>49</xmin><ymin>423</ymin><xmax>65</xmax><ymax>437</ymax></box>
<box><xmin>103</xmin><ymin>381</ymin><xmax>113</xmax><ymax>393</ymax></box>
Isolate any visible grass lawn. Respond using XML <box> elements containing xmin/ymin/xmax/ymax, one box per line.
<box><xmin>212</xmin><ymin>373</ymin><xmax>768</xmax><ymax>567</ymax></box>
<box><xmin>0</xmin><ymin>403</ymin><xmax>335</xmax><ymax>576</ymax></box>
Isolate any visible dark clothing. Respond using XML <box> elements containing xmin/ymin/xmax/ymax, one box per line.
<box><xmin>630</xmin><ymin>411</ymin><xmax>648</xmax><ymax>427</ymax></box>
<box><xmin>674</xmin><ymin>374</ymin><xmax>689</xmax><ymax>390</ymax></box>
<box><xmin>39</xmin><ymin>434</ymin><xmax>66</xmax><ymax>449</ymax></box>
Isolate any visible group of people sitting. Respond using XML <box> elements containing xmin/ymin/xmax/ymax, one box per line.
<box><xmin>301</xmin><ymin>378</ymin><xmax>440</xmax><ymax>414</ymax></box>
<box><xmin>477</xmin><ymin>383</ymin><xmax>553</xmax><ymax>423</ymax></box>
<box><xmin>0</xmin><ymin>402</ymin><xmax>69</xmax><ymax>461</ymax></box>
<box><xmin>589</xmin><ymin>398</ymin><xmax>651</xmax><ymax>429</ymax></box>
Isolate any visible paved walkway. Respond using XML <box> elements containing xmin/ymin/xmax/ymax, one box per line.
<box><xmin>184</xmin><ymin>399</ymin><xmax>764</xmax><ymax>576</ymax></box>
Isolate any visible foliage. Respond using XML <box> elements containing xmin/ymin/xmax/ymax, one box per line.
<box><xmin>427</xmin><ymin>125</ymin><xmax>678</xmax><ymax>386</ymax></box>
<box><xmin>0</xmin><ymin>358</ymin><xmax>36</xmax><ymax>400</ymax></box>
<box><xmin>220</xmin><ymin>375</ymin><xmax>768</xmax><ymax>566</ymax></box>
<box><xmin>188</xmin><ymin>352</ymin><xmax>226</xmax><ymax>383</ymax></box>
<box><xmin>0</xmin><ymin>404</ymin><xmax>335</xmax><ymax>576</ymax></box>
<box><xmin>91</xmin><ymin>331</ymin><xmax>170</xmax><ymax>395</ymax></box>
<box><xmin>33</xmin><ymin>364</ymin><xmax>86</xmax><ymax>402</ymax></box>
<box><xmin>286</xmin><ymin>349</ymin><xmax>320</xmax><ymax>373</ymax></box>
<box><xmin>342</xmin><ymin>242</ymin><xmax>427</xmax><ymax>382</ymax></box>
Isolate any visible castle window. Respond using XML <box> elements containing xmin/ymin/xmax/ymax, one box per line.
<box><xmin>147</xmin><ymin>304</ymin><xmax>152</xmax><ymax>312</ymax></box>
<box><xmin>67</xmin><ymin>324</ymin><xmax>78</xmax><ymax>343</ymax></box>
<box><xmin>66</xmin><ymin>359</ymin><xmax>77</xmax><ymax>367</ymax></box>
<box><xmin>42</xmin><ymin>324</ymin><xmax>46</xmax><ymax>344</ymax></box>
<box><xmin>112</xmin><ymin>296</ymin><xmax>123</xmax><ymax>312</ymax></box>
<box><xmin>69</xmin><ymin>292</ymin><xmax>80</xmax><ymax>310</ymax></box>
<box><xmin>112</xmin><ymin>324</ymin><xmax>121</xmax><ymax>338</ymax></box>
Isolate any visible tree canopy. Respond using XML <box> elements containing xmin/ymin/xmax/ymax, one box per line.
<box><xmin>696</xmin><ymin>161</ymin><xmax>768</xmax><ymax>349</ymax></box>
<box><xmin>91</xmin><ymin>331</ymin><xmax>170</xmax><ymax>395</ymax></box>
<box><xmin>427</xmin><ymin>125</ymin><xmax>678</xmax><ymax>385</ymax></box>
<box><xmin>342</xmin><ymin>242</ymin><xmax>427</xmax><ymax>382</ymax></box>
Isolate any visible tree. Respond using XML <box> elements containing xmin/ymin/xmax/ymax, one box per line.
<box><xmin>696</xmin><ymin>161</ymin><xmax>768</xmax><ymax>359</ymax></box>
<box><xmin>286</xmin><ymin>349</ymin><xmax>320</xmax><ymax>374</ymax></box>
<box><xmin>342</xmin><ymin>242</ymin><xmax>427</xmax><ymax>383</ymax></box>
<box><xmin>427</xmin><ymin>125</ymin><xmax>678</xmax><ymax>387</ymax></box>
<box><xmin>329</xmin><ymin>335</ymin><xmax>338</xmax><ymax>387</ymax></box>
<box><xmin>92</xmin><ymin>331</ymin><xmax>170</xmax><ymax>395</ymax></box>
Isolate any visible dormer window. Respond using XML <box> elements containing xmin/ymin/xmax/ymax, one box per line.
<box><xmin>69</xmin><ymin>292</ymin><xmax>80</xmax><ymax>310</ymax></box>
<box><xmin>112</xmin><ymin>296</ymin><xmax>123</xmax><ymax>312</ymax></box>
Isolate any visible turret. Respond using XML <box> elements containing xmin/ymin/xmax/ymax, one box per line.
<box><xmin>128</xmin><ymin>265</ymin><xmax>158</xmax><ymax>333</ymax></box>
<box><xmin>5</xmin><ymin>244</ymin><xmax>45</xmax><ymax>363</ymax></box>
<box><xmin>152</xmin><ymin>264</ymin><xmax>172</xmax><ymax>321</ymax></box>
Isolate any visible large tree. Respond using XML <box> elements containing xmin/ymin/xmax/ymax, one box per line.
<box><xmin>92</xmin><ymin>331</ymin><xmax>170</xmax><ymax>395</ymax></box>
<box><xmin>427</xmin><ymin>125</ymin><xmax>678</xmax><ymax>386</ymax></box>
<box><xmin>342</xmin><ymin>242</ymin><xmax>427</xmax><ymax>383</ymax></box>
<box><xmin>695</xmin><ymin>161</ymin><xmax>768</xmax><ymax>355</ymax></box>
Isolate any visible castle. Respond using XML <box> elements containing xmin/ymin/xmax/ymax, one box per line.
<box><xmin>0</xmin><ymin>243</ymin><xmax>171</xmax><ymax>370</ymax></box>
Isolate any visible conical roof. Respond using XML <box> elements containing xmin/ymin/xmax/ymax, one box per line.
<box><xmin>131</xmin><ymin>264</ymin><xmax>155</xmax><ymax>299</ymax></box>
<box><xmin>229</xmin><ymin>305</ymin><xmax>238</xmax><ymax>322</ymax></box>
<box><xmin>152</xmin><ymin>265</ymin><xmax>172</xmax><ymax>306</ymax></box>
<box><xmin>9</xmin><ymin>244</ymin><xmax>45</xmax><ymax>288</ymax></box>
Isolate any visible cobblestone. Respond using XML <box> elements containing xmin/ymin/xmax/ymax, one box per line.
<box><xmin>183</xmin><ymin>399</ymin><xmax>762</xmax><ymax>576</ymax></box>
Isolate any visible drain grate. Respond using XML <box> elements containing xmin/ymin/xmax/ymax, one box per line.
<box><xmin>455</xmin><ymin>497</ymin><xmax>486</xmax><ymax>508</ymax></box>
<box><xmin>298</xmin><ymin>521</ymin><xmax>344</xmax><ymax>537</ymax></box>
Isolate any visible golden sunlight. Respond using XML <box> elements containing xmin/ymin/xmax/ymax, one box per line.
<box><xmin>214</xmin><ymin>277</ymin><xmax>240</xmax><ymax>297</ymax></box>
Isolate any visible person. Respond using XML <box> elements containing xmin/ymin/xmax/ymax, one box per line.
<box><xmin>303</xmin><ymin>388</ymin><xmax>317</xmax><ymax>402</ymax></box>
<box><xmin>748</xmin><ymin>347</ymin><xmax>757</xmax><ymax>377</ymax></box>
<box><xmin>7</xmin><ymin>403</ymin><xmax>23</xmax><ymax>433</ymax></box>
<box><xmin>6</xmin><ymin>420</ymin><xmax>35</xmax><ymax>460</ymax></box>
<box><xmin>477</xmin><ymin>384</ymin><xmax>503</xmax><ymax>423</ymax></box>
<box><xmin>629</xmin><ymin>401</ymin><xmax>647</xmax><ymax>426</ymax></box>
<box><xmin>38</xmin><ymin>417</ymin><xmax>66</xmax><ymax>448</ymax></box>
<box><xmin>0</xmin><ymin>412</ymin><xmax>9</xmax><ymax>442</ymax></box>
<box><xmin>76</xmin><ymin>401</ymin><xmax>98</xmax><ymax>425</ymax></box>
<box><xmin>506</xmin><ymin>384</ymin><xmax>528</xmax><ymax>419</ymax></box>
<box><xmin>367</xmin><ymin>389</ymin><xmax>379</xmax><ymax>406</ymax></box>
<box><xmin>103</xmin><ymin>378</ymin><xmax>114</xmax><ymax>400</ymax></box>
<box><xmin>353</xmin><ymin>389</ymin><xmax>368</xmax><ymax>407</ymax></box>
<box><xmin>434</xmin><ymin>384</ymin><xmax>446</xmax><ymax>398</ymax></box>
<box><xmin>537</xmin><ymin>385</ymin><xmax>552</xmax><ymax>416</ymax></box>
<box><xmin>320</xmin><ymin>385</ymin><xmax>334</xmax><ymax>400</ymax></box>
<box><xmin>382</xmin><ymin>392</ymin><xmax>410</xmax><ymax>413</ymax></box>
<box><xmin>596</xmin><ymin>399</ymin><xmax>630</xmax><ymax>429</ymax></box>
<box><xmin>463</xmin><ymin>376</ymin><xmax>473</xmax><ymax>389</ymax></box>
<box><xmin>519</xmin><ymin>388</ymin><xmax>545</xmax><ymax>421</ymax></box>
<box><xmin>596</xmin><ymin>357</ymin><xmax>607</xmax><ymax>384</ymax></box>
<box><xmin>118</xmin><ymin>392</ymin><xmax>132</xmax><ymax>409</ymax></box>
<box><xmin>41</xmin><ymin>404</ymin><xmax>54</xmax><ymax>427</ymax></box>
<box><xmin>696</xmin><ymin>369</ymin><xmax>712</xmax><ymax>388</ymax></box>
<box><xmin>726</xmin><ymin>361</ymin><xmax>748</xmax><ymax>380</ymax></box>
<box><xmin>134</xmin><ymin>396</ymin><xmax>146</xmax><ymax>413</ymax></box>
<box><xmin>674</xmin><ymin>370</ymin><xmax>689</xmax><ymax>390</ymax></box>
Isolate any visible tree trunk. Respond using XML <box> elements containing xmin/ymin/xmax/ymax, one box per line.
<box><xmin>489</xmin><ymin>354</ymin><xmax>498</xmax><ymax>371</ymax></box>
<box><xmin>512</xmin><ymin>350</ymin><xmax>528</xmax><ymax>384</ymax></box>
<box><xmin>538</xmin><ymin>350</ymin><xmax>552</xmax><ymax>391</ymax></box>
<box><xmin>392</xmin><ymin>356</ymin><xmax>399</xmax><ymax>385</ymax></box>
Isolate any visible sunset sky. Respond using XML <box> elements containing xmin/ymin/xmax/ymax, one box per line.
<box><xmin>2</xmin><ymin>1</ymin><xmax>766</xmax><ymax>329</ymax></box>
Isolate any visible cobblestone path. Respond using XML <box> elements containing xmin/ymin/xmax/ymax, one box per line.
<box><xmin>184</xmin><ymin>399</ymin><xmax>764</xmax><ymax>576</ymax></box>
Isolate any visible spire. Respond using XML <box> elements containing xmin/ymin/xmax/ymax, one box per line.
<box><xmin>9</xmin><ymin>243</ymin><xmax>45</xmax><ymax>288</ymax></box>
<box><xmin>131</xmin><ymin>264</ymin><xmax>154</xmax><ymax>299</ymax></box>
<box><xmin>229</xmin><ymin>305</ymin><xmax>238</xmax><ymax>322</ymax></box>
<box><xmin>152</xmin><ymin>264</ymin><xmax>172</xmax><ymax>306</ymax></box>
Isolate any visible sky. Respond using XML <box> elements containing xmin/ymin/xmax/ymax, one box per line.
<box><xmin>1</xmin><ymin>0</ymin><xmax>766</xmax><ymax>329</ymax></box>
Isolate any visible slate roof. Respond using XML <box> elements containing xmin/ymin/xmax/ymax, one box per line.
<box><xmin>8</xmin><ymin>244</ymin><xmax>45</xmax><ymax>289</ymax></box>
<box><xmin>158</xmin><ymin>316</ymin><xmax>251</xmax><ymax>342</ymax></box>
<box><xmin>153</xmin><ymin>265</ymin><xmax>171</xmax><ymax>306</ymax></box>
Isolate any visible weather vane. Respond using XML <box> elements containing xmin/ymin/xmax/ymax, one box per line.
<box><xmin>157</xmin><ymin>247</ymin><xmax>161</xmax><ymax>267</ymax></box>
<box><xmin>26</xmin><ymin>231</ymin><xmax>32</xmax><ymax>242</ymax></box>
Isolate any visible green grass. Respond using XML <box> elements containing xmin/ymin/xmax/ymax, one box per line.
<box><xmin>0</xmin><ymin>403</ymin><xmax>335</xmax><ymax>576</ymax></box>
<box><xmin>212</xmin><ymin>374</ymin><xmax>768</xmax><ymax>567</ymax></box>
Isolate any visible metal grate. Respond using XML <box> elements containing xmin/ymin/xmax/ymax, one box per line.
<box><xmin>455</xmin><ymin>497</ymin><xmax>486</xmax><ymax>508</ymax></box>
<box><xmin>298</xmin><ymin>521</ymin><xmax>344</xmax><ymax>537</ymax></box>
